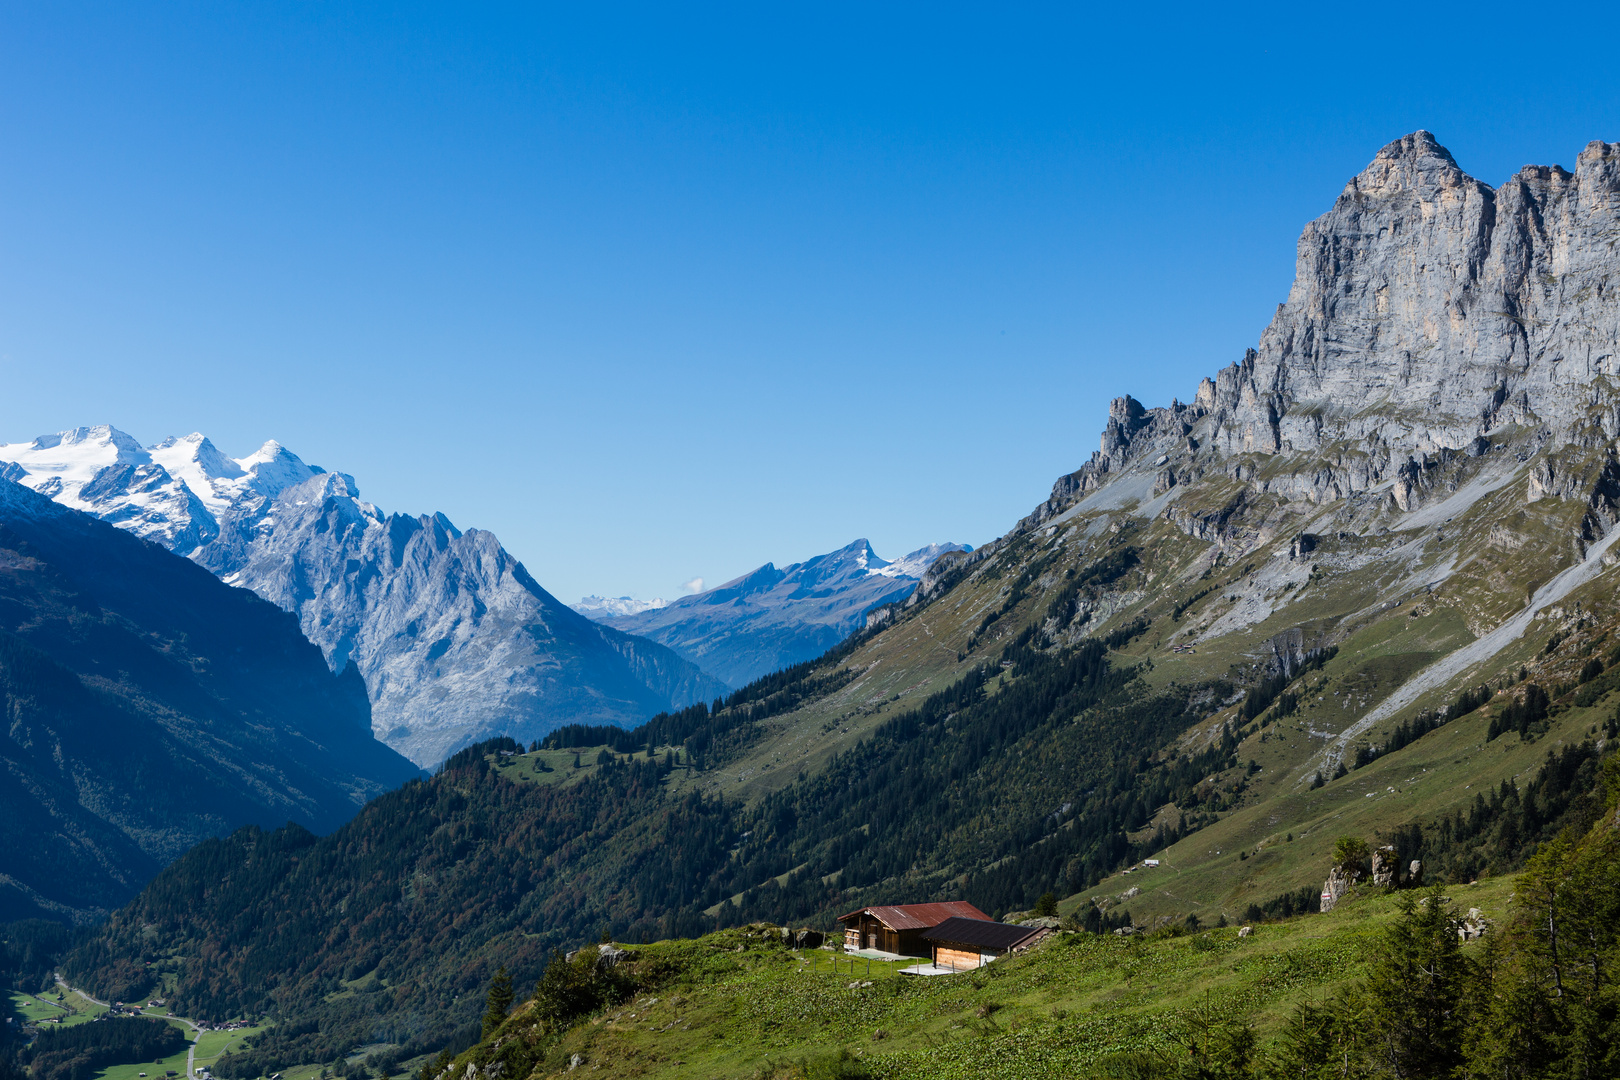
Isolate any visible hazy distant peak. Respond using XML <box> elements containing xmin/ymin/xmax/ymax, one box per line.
<box><xmin>592</xmin><ymin>537</ymin><xmax>972</xmax><ymax>687</ymax></box>
<box><xmin>872</xmin><ymin>542</ymin><xmax>973</xmax><ymax>579</ymax></box>
<box><xmin>572</xmin><ymin>595</ymin><xmax>669</xmax><ymax>618</ymax></box>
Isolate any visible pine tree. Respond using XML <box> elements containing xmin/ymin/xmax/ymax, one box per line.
<box><xmin>1331</xmin><ymin>836</ymin><xmax>1369</xmax><ymax>878</ymax></box>
<box><xmin>1362</xmin><ymin>890</ymin><xmax>1468</xmax><ymax>1076</ymax></box>
<box><xmin>481</xmin><ymin>965</ymin><xmax>513</xmax><ymax>1037</ymax></box>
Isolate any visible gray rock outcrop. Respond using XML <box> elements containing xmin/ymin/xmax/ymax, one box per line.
<box><xmin>1030</xmin><ymin>132</ymin><xmax>1620</xmax><ymax>527</ymax></box>
<box><xmin>1320</xmin><ymin>865</ymin><xmax>1356</xmax><ymax>913</ymax></box>
<box><xmin>1371</xmin><ymin>845</ymin><xmax>1399</xmax><ymax>888</ymax></box>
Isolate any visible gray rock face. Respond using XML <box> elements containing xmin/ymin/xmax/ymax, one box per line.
<box><xmin>0</xmin><ymin>429</ymin><xmax>728</xmax><ymax>767</ymax></box>
<box><xmin>1319</xmin><ymin>865</ymin><xmax>1355</xmax><ymax>913</ymax></box>
<box><xmin>200</xmin><ymin>473</ymin><xmax>727</xmax><ymax>766</ymax></box>
<box><xmin>1037</xmin><ymin>132</ymin><xmax>1620</xmax><ymax>517</ymax></box>
<box><xmin>1371</xmin><ymin>845</ymin><xmax>1398</xmax><ymax>888</ymax></box>
<box><xmin>594</xmin><ymin>539</ymin><xmax>969</xmax><ymax>688</ymax></box>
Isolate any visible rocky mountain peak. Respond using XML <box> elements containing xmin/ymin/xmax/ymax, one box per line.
<box><xmin>1037</xmin><ymin>130</ymin><xmax>1620</xmax><ymax>522</ymax></box>
<box><xmin>1</xmin><ymin>427</ymin><xmax>727</xmax><ymax>765</ymax></box>
<box><xmin>1349</xmin><ymin>129</ymin><xmax>1467</xmax><ymax>199</ymax></box>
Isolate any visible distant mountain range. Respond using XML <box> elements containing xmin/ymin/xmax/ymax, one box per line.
<box><xmin>0</xmin><ymin>478</ymin><xmax>420</xmax><ymax>924</ymax></box>
<box><xmin>581</xmin><ymin>539</ymin><xmax>970</xmax><ymax>687</ymax></box>
<box><xmin>573</xmin><ymin>595</ymin><xmax>668</xmax><ymax>619</ymax></box>
<box><xmin>0</xmin><ymin>428</ymin><xmax>727</xmax><ymax>766</ymax></box>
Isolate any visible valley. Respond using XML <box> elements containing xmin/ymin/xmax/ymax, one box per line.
<box><xmin>5</xmin><ymin>981</ymin><xmax>265</xmax><ymax>1080</ymax></box>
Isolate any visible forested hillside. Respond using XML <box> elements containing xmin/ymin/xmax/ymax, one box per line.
<box><xmin>60</xmin><ymin>743</ymin><xmax>736</xmax><ymax>1075</ymax></box>
<box><xmin>420</xmin><ymin>751</ymin><xmax>1620</xmax><ymax>1078</ymax></box>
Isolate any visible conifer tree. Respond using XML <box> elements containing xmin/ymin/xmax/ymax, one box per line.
<box><xmin>1362</xmin><ymin>889</ymin><xmax>1467</xmax><ymax>1076</ymax></box>
<box><xmin>481</xmin><ymin>965</ymin><xmax>513</xmax><ymax>1037</ymax></box>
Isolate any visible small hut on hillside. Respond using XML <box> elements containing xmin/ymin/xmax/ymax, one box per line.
<box><xmin>835</xmin><ymin>902</ymin><xmax>990</xmax><ymax>956</ymax></box>
<box><xmin>922</xmin><ymin>917</ymin><xmax>1050</xmax><ymax>970</ymax></box>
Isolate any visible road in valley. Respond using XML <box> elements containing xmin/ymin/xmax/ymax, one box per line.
<box><xmin>54</xmin><ymin>975</ymin><xmax>205</xmax><ymax>1079</ymax></box>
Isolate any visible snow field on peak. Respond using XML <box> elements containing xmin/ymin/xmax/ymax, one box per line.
<box><xmin>870</xmin><ymin>541</ymin><xmax>973</xmax><ymax>579</ymax></box>
<box><xmin>0</xmin><ymin>426</ymin><xmax>322</xmax><ymax>519</ymax></box>
<box><xmin>573</xmin><ymin>595</ymin><xmax>669</xmax><ymax>618</ymax></box>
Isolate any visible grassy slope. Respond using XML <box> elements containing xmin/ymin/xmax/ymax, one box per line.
<box><xmin>475</xmin><ymin>879</ymin><xmax>1513</xmax><ymax>1079</ymax></box>
<box><xmin>7</xmin><ymin>989</ymin><xmax>109</xmax><ymax>1029</ymax></box>
<box><xmin>674</xmin><ymin>438</ymin><xmax>1617</xmax><ymax>918</ymax></box>
<box><xmin>499</xmin><ymin>444</ymin><xmax>1614</xmax><ymax>924</ymax></box>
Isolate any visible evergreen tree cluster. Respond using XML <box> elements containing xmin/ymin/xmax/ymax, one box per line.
<box><xmin>23</xmin><ymin>1018</ymin><xmax>186</xmax><ymax>1080</ymax></box>
<box><xmin>62</xmin><ymin>748</ymin><xmax>741</xmax><ymax>1076</ymax></box>
<box><xmin>716</xmin><ymin>628</ymin><xmax>1252</xmax><ymax>925</ymax></box>
<box><xmin>1264</xmin><ymin>760</ymin><xmax>1620</xmax><ymax>1079</ymax></box>
<box><xmin>539</xmin><ymin>640</ymin><xmax>866</xmax><ymax>767</ymax></box>
<box><xmin>1240</xmin><ymin>886</ymin><xmax>1320</xmax><ymax>924</ymax></box>
<box><xmin>1242</xmin><ymin>647</ymin><xmax>1337</xmax><ymax>723</ymax></box>
<box><xmin>1380</xmin><ymin>707</ymin><xmax>1450</xmax><ymax>756</ymax></box>
<box><xmin>0</xmin><ymin>921</ymin><xmax>79</xmax><ymax>993</ymax></box>
<box><xmin>1487</xmin><ymin>683</ymin><xmax>1552</xmax><ymax>741</ymax></box>
<box><xmin>1377</xmin><ymin>738</ymin><xmax>1613</xmax><ymax>885</ymax></box>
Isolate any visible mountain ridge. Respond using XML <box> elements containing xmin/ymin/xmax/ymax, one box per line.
<box><xmin>594</xmin><ymin>539</ymin><xmax>970</xmax><ymax>688</ymax></box>
<box><xmin>1033</xmin><ymin>130</ymin><xmax>1620</xmax><ymax>525</ymax></box>
<box><xmin>0</xmin><ymin>430</ymin><xmax>728</xmax><ymax>766</ymax></box>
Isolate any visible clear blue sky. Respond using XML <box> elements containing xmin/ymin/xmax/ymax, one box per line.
<box><xmin>3</xmin><ymin>3</ymin><xmax>1618</xmax><ymax>603</ymax></box>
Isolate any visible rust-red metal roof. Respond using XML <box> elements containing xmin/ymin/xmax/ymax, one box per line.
<box><xmin>835</xmin><ymin>901</ymin><xmax>990</xmax><ymax>931</ymax></box>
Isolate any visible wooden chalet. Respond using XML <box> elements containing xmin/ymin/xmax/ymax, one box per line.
<box><xmin>921</xmin><ymin>916</ymin><xmax>1051</xmax><ymax>970</ymax></box>
<box><xmin>835</xmin><ymin>901</ymin><xmax>990</xmax><ymax>956</ymax></box>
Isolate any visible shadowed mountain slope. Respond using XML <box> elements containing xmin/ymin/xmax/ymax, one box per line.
<box><xmin>0</xmin><ymin>479</ymin><xmax>421</xmax><ymax>923</ymax></box>
<box><xmin>0</xmin><ymin>431</ymin><xmax>729</xmax><ymax>766</ymax></box>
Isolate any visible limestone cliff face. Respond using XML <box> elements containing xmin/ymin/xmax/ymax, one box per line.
<box><xmin>1045</xmin><ymin>132</ymin><xmax>1620</xmax><ymax>514</ymax></box>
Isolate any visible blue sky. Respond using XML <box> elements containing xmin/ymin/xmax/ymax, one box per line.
<box><xmin>3</xmin><ymin>3</ymin><xmax>1618</xmax><ymax>603</ymax></box>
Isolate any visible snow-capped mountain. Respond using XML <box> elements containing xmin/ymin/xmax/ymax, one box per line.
<box><xmin>590</xmin><ymin>539</ymin><xmax>970</xmax><ymax>688</ymax></box>
<box><xmin>0</xmin><ymin>427</ymin><xmax>322</xmax><ymax>556</ymax></box>
<box><xmin>868</xmin><ymin>541</ymin><xmax>970</xmax><ymax>580</ymax></box>
<box><xmin>0</xmin><ymin>427</ymin><xmax>728</xmax><ymax>766</ymax></box>
<box><xmin>572</xmin><ymin>595</ymin><xmax>669</xmax><ymax>619</ymax></box>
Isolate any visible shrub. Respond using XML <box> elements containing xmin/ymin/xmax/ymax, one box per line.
<box><xmin>1332</xmin><ymin>836</ymin><xmax>1370</xmax><ymax>877</ymax></box>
